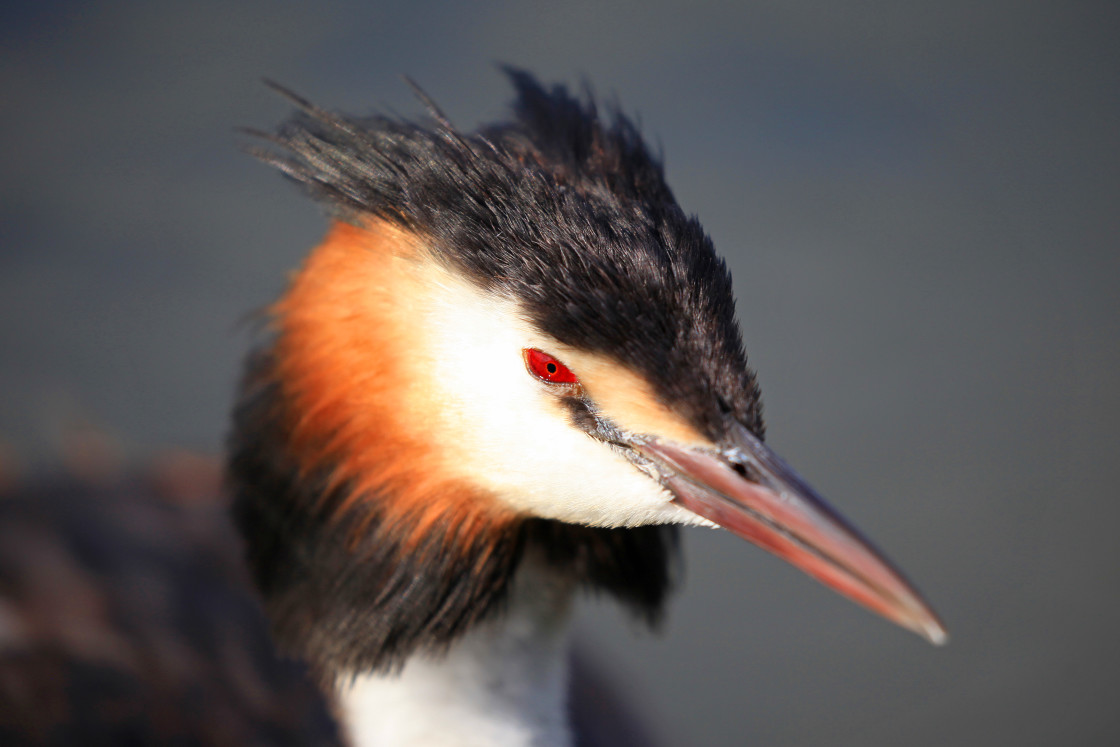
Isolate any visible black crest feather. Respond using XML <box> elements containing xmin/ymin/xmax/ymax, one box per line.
<box><xmin>247</xmin><ymin>68</ymin><xmax>763</xmax><ymax>439</ymax></box>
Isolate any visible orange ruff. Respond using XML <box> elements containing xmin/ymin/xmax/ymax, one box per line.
<box><xmin>272</xmin><ymin>220</ymin><xmax>517</xmax><ymax>554</ymax></box>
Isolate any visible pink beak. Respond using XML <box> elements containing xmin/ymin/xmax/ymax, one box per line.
<box><xmin>637</xmin><ymin>423</ymin><xmax>947</xmax><ymax>644</ymax></box>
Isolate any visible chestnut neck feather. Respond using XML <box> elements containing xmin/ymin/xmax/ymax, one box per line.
<box><xmin>228</xmin><ymin>351</ymin><xmax>676</xmax><ymax>674</ymax></box>
<box><xmin>227</xmin><ymin>223</ymin><xmax>677</xmax><ymax>676</ymax></box>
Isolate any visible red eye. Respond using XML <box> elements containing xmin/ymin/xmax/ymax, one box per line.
<box><xmin>524</xmin><ymin>348</ymin><xmax>579</xmax><ymax>385</ymax></box>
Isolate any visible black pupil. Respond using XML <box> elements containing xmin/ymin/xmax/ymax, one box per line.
<box><xmin>546</xmin><ymin>362</ymin><xmax>557</xmax><ymax>374</ymax></box>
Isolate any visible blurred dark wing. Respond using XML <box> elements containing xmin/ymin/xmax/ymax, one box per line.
<box><xmin>0</xmin><ymin>457</ymin><xmax>341</xmax><ymax>746</ymax></box>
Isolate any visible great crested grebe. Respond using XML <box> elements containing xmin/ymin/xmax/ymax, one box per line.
<box><xmin>227</xmin><ymin>70</ymin><xmax>945</xmax><ymax>746</ymax></box>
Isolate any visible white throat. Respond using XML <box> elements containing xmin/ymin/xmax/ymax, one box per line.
<box><xmin>338</xmin><ymin>553</ymin><xmax>576</xmax><ymax>747</ymax></box>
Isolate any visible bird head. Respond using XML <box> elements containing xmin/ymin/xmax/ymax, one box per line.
<box><xmin>229</xmin><ymin>70</ymin><xmax>945</xmax><ymax>676</ymax></box>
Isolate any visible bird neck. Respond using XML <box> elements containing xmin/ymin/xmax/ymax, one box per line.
<box><xmin>337</xmin><ymin>551</ymin><xmax>576</xmax><ymax>747</ymax></box>
<box><xmin>229</xmin><ymin>346</ymin><xmax>678</xmax><ymax>676</ymax></box>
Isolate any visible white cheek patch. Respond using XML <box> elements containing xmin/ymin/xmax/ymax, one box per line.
<box><xmin>410</xmin><ymin>264</ymin><xmax>705</xmax><ymax>529</ymax></box>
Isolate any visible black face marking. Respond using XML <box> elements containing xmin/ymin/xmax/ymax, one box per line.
<box><xmin>561</xmin><ymin>395</ymin><xmax>631</xmax><ymax>446</ymax></box>
<box><xmin>561</xmin><ymin>395</ymin><xmax>600</xmax><ymax>434</ymax></box>
<box><xmin>250</xmin><ymin>69</ymin><xmax>765</xmax><ymax>443</ymax></box>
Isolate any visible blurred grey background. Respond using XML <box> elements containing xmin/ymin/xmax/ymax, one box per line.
<box><xmin>2</xmin><ymin>1</ymin><xmax>1117</xmax><ymax>744</ymax></box>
